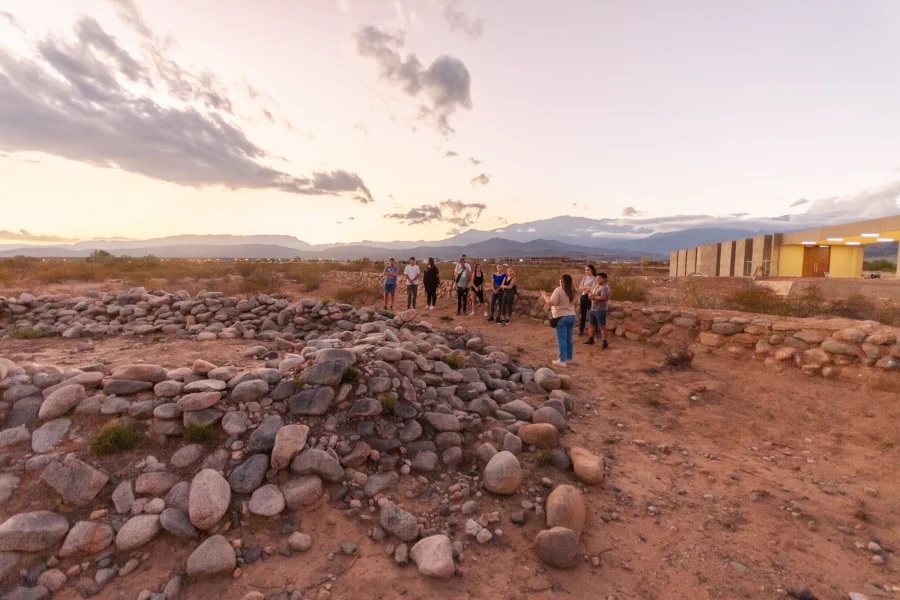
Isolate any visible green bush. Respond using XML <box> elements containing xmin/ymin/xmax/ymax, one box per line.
<box><xmin>378</xmin><ymin>392</ymin><xmax>398</xmax><ymax>414</ymax></box>
<box><xmin>444</xmin><ymin>354</ymin><xmax>464</xmax><ymax>370</ymax></box>
<box><xmin>864</xmin><ymin>259</ymin><xmax>896</xmax><ymax>272</ymax></box>
<box><xmin>341</xmin><ymin>365</ymin><xmax>359</xmax><ymax>384</ymax></box>
<box><xmin>90</xmin><ymin>423</ymin><xmax>144</xmax><ymax>454</ymax></box>
<box><xmin>10</xmin><ymin>327</ymin><xmax>42</xmax><ymax>340</ymax></box>
<box><xmin>183</xmin><ymin>423</ymin><xmax>217</xmax><ymax>443</ymax></box>
<box><xmin>610</xmin><ymin>277</ymin><xmax>648</xmax><ymax>302</ymax></box>
<box><xmin>722</xmin><ymin>284</ymin><xmax>787</xmax><ymax>315</ymax></box>
<box><xmin>534</xmin><ymin>448</ymin><xmax>555</xmax><ymax>467</ymax></box>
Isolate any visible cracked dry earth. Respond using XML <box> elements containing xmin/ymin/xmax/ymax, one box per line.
<box><xmin>3</xmin><ymin>293</ymin><xmax>899</xmax><ymax>600</ymax></box>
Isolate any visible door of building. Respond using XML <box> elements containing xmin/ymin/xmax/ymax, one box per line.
<box><xmin>802</xmin><ymin>246</ymin><xmax>830</xmax><ymax>277</ymax></box>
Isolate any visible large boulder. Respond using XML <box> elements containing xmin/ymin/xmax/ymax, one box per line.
<box><xmin>533</xmin><ymin>368</ymin><xmax>561</xmax><ymax>392</ymax></box>
<box><xmin>290</xmin><ymin>449</ymin><xmax>344</xmax><ymax>483</ymax></box>
<box><xmin>177</xmin><ymin>392</ymin><xmax>221</xmax><ymax>412</ymax></box>
<box><xmin>570</xmin><ymin>446</ymin><xmax>604</xmax><ymax>485</ymax></box>
<box><xmin>517</xmin><ymin>423</ymin><xmax>559</xmax><ymax>448</ymax></box>
<box><xmin>111</xmin><ymin>364</ymin><xmax>167</xmax><ymax>383</ymax></box>
<box><xmin>379</xmin><ymin>500</ymin><xmax>419</xmax><ymax>542</ymax></box>
<box><xmin>246</xmin><ymin>415</ymin><xmax>284</xmax><ymax>454</ymax></box>
<box><xmin>0</xmin><ymin>511</ymin><xmax>69</xmax><ymax>552</ymax></box>
<box><xmin>410</xmin><ymin>535</ymin><xmax>455</xmax><ymax>578</ymax></box>
<box><xmin>482</xmin><ymin>451</ymin><xmax>523</xmax><ymax>495</ymax></box>
<box><xmin>271</xmin><ymin>424</ymin><xmax>309</xmax><ymax>470</ymax></box>
<box><xmin>189</xmin><ymin>469</ymin><xmax>231</xmax><ymax>530</ymax></box>
<box><xmin>228</xmin><ymin>454</ymin><xmax>269</xmax><ymax>494</ymax></box>
<box><xmin>287</xmin><ymin>388</ymin><xmax>335</xmax><ymax>416</ymax></box>
<box><xmin>40</xmin><ymin>455</ymin><xmax>109</xmax><ymax>506</ymax></box>
<box><xmin>534</xmin><ymin>527</ymin><xmax>580</xmax><ymax>569</ymax></box>
<box><xmin>545</xmin><ymin>485</ymin><xmax>585</xmax><ymax>537</ymax></box>
<box><xmin>230</xmin><ymin>379</ymin><xmax>270</xmax><ymax>404</ymax></box>
<box><xmin>115</xmin><ymin>515</ymin><xmax>161</xmax><ymax>551</ymax></box>
<box><xmin>58</xmin><ymin>521</ymin><xmax>114</xmax><ymax>557</ymax></box>
<box><xmin>38</xmin><ymin>385</ymin><xmax>85</xmax><ymax>420</ymax></box>
<box><xmin>301</xmin><ymin>360</ymin><xmax>347</xmax><ymax>386</ymax></box>
<box><xmin>186</xmin><ymin>535</ymin><xmax>235</xmax><ymax>578</ymax></box>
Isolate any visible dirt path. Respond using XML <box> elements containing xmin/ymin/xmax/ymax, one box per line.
<box><xmin>7</xmin><ymin>289</ymin><xmax>900</xmax><ymax>599</ymax></box>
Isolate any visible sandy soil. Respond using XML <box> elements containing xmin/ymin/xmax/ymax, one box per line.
<box><xmin>3</xmin><ymin>284</ymin><xmax>899</xmax><ymax>600</ymax></box>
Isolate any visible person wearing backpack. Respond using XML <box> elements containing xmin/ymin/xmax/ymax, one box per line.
<box><xmin>454</xmin><ymin>255</ymin><xmax>472</xmax><ymax>315</ymax></box>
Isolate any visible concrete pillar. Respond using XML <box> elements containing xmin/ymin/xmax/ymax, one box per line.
<box><xmin>669</xmin><ymin>251</ymin><xmax>678</xmax><ymax>277</ymax></box>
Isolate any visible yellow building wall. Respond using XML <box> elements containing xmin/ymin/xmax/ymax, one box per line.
<box><xmin>828</xmin><ymin>246</ymin><xmax>863</xmax><ymax>278</ymax></box>
<box><xmin>777</xmin><ymin>245</ymin><xmax>804</xmax><ymax>277</ymax></box>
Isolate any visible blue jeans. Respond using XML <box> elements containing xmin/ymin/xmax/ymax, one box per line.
<box><xmin>554</xmin><ymin>314</ymin><xmax>576</xmax><ymax>362</ymax></box>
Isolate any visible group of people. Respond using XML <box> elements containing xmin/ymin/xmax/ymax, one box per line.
<box><xmin>381</xmin><ymin>255</ymin><xmax>517</xmax><ymax>324</ymax></box>
<box><xmin>540</xmin><ymin>264</ymin><xmax>610</xmax><ymax>368</ymax></box>
<box><xmin>382</xmin><ymin>256</ymin><xmax>610</xmax><ymax>367</ymax></box>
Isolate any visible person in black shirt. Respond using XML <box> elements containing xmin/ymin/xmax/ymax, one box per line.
<box><xmin>422</xmin><ymin>257</ymin><xmax>441</xmax><ymax>310</ymax></box>
<box><xmin>469</xmin><ymin>263</ymin><xmax>486</xmax><ymax>317</ymax></box>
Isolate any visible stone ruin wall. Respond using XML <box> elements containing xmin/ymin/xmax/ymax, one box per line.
<box><xmin>1</xmin><ymin>271</ymin><xmax>898</xmax><ymax>389</ymax></box>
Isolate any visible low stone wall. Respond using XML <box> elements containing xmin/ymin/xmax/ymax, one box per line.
<box><xmin>605</xmin><ymin>304</ymin><xmax>900</xmax><ymax>386</ymax></box>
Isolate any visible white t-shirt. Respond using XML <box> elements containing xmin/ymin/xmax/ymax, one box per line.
<box><xmin>454</xmin><ymin>263</ymin><xmax>471</xmax><ymax>287</ymax></box>
<box><xmin>404</xmin><ymin>264</ymin><xmax>420</xmax><ymax>284</ymax></box>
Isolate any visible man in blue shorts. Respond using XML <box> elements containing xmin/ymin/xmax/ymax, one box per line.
<box><xmin>585</xmin><ymin>272</ymin><xmax>610</xmax><ymax>349</ymax></box>
<box><xmin>383</xmin><ymin>258</ymin><xmax>399</xmax><ymax>310</ymax></box>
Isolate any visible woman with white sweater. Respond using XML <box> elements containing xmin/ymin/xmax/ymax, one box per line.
<box><xmin>540</xmin><ymin>273</ymin><xmax>577</xmax><ymax>367</ymax></box>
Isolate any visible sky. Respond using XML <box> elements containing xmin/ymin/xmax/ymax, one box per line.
<box><xmin>2</xmin><ymin>0</ymin><xmax>900</xmax><ymax>246</ymax></box>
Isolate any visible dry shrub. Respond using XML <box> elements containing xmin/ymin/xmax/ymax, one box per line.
<box><xmin>334</xmin><ymin>285</ymin><xmax>376</xmax><ymax>304</ymax></box>
<box><xmin>663</xmin><ymin>343</ymin><xmax>694</xmax><ymax>370</ymax></box>
<box><xmin>722</xmin><ymin>284</ymin><xmax>787</xmax><ymax>315</ymax></box>
<box><xmin>611</xmin><ymin>277</ymin><xmax>648</xmax><ymax>302</ymax></box>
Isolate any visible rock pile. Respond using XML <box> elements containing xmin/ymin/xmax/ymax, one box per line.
<box><xmin>0</xmin><ymin>301</ymin><xmax>606</xmax><ymax>597</ymax></box>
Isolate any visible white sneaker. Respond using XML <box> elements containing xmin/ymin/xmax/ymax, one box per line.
<box><xmin>551</xmin><ymin>360</ymin><xmax>567</xmax><ymax>368</ymax></box>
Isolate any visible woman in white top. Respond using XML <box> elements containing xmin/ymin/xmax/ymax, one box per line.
<box><xmin>540</xmin><ymin>273</ymin><xmax>577</xmax><ymax>367</ymax></box>
<box><xmin>577</xmin><ymin>264</ymin><xmax>598</xmax><ymax>336</ymax></box>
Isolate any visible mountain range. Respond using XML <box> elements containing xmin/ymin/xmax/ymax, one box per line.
<box><xmin>1</xmin><ymin>205</ymin><xmax>898</xmax><ymax>260</ymax></box>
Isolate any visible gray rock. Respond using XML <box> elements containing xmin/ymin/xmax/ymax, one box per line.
<box><xmin>103</xmin><ymin>379</ymin><xmax>153</xmax><ymax>395</ymax></box>
<box><xmin>315</xmin><ymin>348</ymin><xmax>356</xmax><ymax>365</ymax></box>
<box><xmin>364</xmin><ymin>472</ymin><xmax>399</xmax><ymax>497</ymax></box>
<box><xmin>534</xmin><ymin>526</ymin><xmax>580</xmax><ymax>569</ymax></box>
<box><xmin>31</xmin><ymin>419</ymin><xmax>71</xmax><ymax>453</ymax></box>
<box><xmin>271</xmin><ymin>424</ymin><xmax>310</xmax><ymax>470</ymax></box>
<box><xmin>230</xmin><ymin>379</ymin><xmax>269</xmax><ymax>404</ymax></box>
<box><xmin>228</xmin><ymin>454</ymin><xmax>269</xmax><ymax>494</ymax></box>
<box><xmin>412</xmin><ymin>451</ymin><xmax>439</xmax><ymax>472</ymax></box>
<box><xmin>164</xmin><ymin>481</ymin><xmax>191</xmax><ymax>512</ymax></box>
<box><xmin>41</xmin><ymin>455</ymin><xmax>109</xmax><ymax>506</ymax></box>
<box><xmin>248</xmin><ymin>484</ymin><xmax>285</xmax><ymax>516</ymax></box>
<box><xmin>410</xmin><ymin>535</ymin><xmax>455</xmax><ymax>578</ymax></box>
<box><xmin>176</xmin><ymin>392</ymin><xmax>221</xmax><ymax>412</ymax></box>
<box><xmin>287</xmin><ymin>387</ymin><xmax>334</xmax><ymax>416</ymax></box>
<box><xmin>171</xmin><ymin>444</ymin><xmax>204</xmax><ymax>469</ymax></box>
<box><xmin>281</xmin><ymin>475</ymin><xmax>323</xmax><ymax>509</ymax></box>
<box><xmin>301</xmin><ymin>360</ymin><xmax>347</xmax><ymax>386</ymax></box>
<box><xmin>398</xmin><ymin>420</ymin><xmax>423</xmax><ymax>443</ymax></box>
<box><xmin>502</xmin><ymin>399</ymin><xmax>534</xmax><ymax>421</ymax></box>
<box><xmin>0</xmin><ymin>424</ymin><xmax>32</xmax><ymax>448</ymax></box>
<box><xmin>112</xmin><ymin>480</ymin><xmax>134</xmax><ymax>514</ymax></box>
<box><xmin>0</xmin><ymin>511</ymin><xmax>69</xmax><ymax>552</ymax></box>
<box><xmin>182</xmin><ymin>408</ymin><xmax>222</xmax><ymax>427</ymax></box>
<box><xmin>111</xmin><ymin>364</ymin><xmax>167</xmax><ymax>383</ymax></box>
<box><xmin>182</xmin><ymin>379</ymin><xmax>227</xmax><ymax>393</ymax></box>
<box><xmin>4</xmin><ymin>397</ymin><xmax>43</xmax><ymax>429</ymax></box>
<box><xmin>135</xmin><ymin>471</ymin><xmax>180</xmax><ymax>496</ymax></box>
<box><xmin>189</xmin><ymin>469</ymin><xmax>231</xmax><ymax>530</ymax></box>
<box><xmin>379</xmin><ymin>500</ymin><xmax>418</xmax><ymax>542</ymax></box>
<box><xmin>160</xmin><ymin>508</ymin><xmax>198</xmax><ymax>539</ymax></box>
<box><xmin>115</xmin><ymin>515</ymin><xmax>161</xmax><ymax>551</ymax></box>
<box><xmin>287</xmin><ymin>532</ymin><xmax>312</xmax><ymax>552</ymax></box>
<box><xmin>533</xmin><ymin>406</ymin><xmax>568</xmax><ymax>432</ymax></box>
<box><xmin>483</xmin><ymin>451</ymin><xmax>523</xmax><ymax>495</ymax></box>
<box><xmin>38</xmin><ymin>385</ymin><xmax>85</xmax><ymax>420</ymax></box>
<box><xmin>186</xmin><ymin>535</ymin><xmax>235</xmax><ymax>578</ymax></box>
<box><xmin>290</xmin><ymin>449</ymin><xmax>344</xmax><ymax>483</ymax></box>
<box><xmin>422</xmin><ymin>412</ymin><xmax>462</xmax><ymax>432</ymax></box>
<box><xmin>0</xmin><ymin>473</ymin><xmax>20</xmax><ymax>503</ymax></box>
<box><xmin>442</xmin><ymin>446</ymin><xmax>463</xmax><ymax>467</ymax></box>
<box><xmin>246</xmin><ymin>415</ymin><xmax>284</xmax><ymax>454</ymax></box>
<box><xmin>58</xmin><ymin>521</ymin><xmax>114</xmax><ymax>557</ymax></box>
<box><xmin>221</xmin><ymin>411</ymin><xmax>249</xmax><ymax>436</ymax></box>
<box><xmin>533</xmin><ymin>368</ymin><xmax>561</xmax><ymax>392</ymax></box>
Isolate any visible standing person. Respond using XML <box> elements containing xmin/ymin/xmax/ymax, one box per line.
<box><xmin>423</xmin><ymin>257</ymin><xmax>440</xmax><ymax>310</ymax></box>
<box><xmin>404</xmin><ymin>257</ymin><xmax>420</xmax><ymax>310</ymax></box>
<box><xmin>469</xmin><ymin>263</ymin><xmax>487</xmax><ymax>316</ymax></box>
<box><xmin>488</xmin><ymin>264</ymin><xmax>506</xmax><ymax>321</ymax></box>
<box><xmin>577</xmin><ymin>265</ymin><xmax>598</xmax><ymax>336</ymax></box>
<box><xmin>540</xmin><ymin>273</ymin><xmax>577</xmax><ymax>367</ymax></box>
<box><xmin>382</xmin><ymin>258</ymin><xmax>399</xmax><ymax>310</ymax></box>
<box><xmin>585</xmin><ymin>271</ymin><xmax>611</xmax><ymax>349</ymax></box>
<box><xmin>454</xmin><ymin>255</ymin><xmax>472</xmax><ymax>315</ymax></box>
<box><xmin>498</xmin><ymin>266</ymin><xmax>517</xmax><ymax>325</ymax></box>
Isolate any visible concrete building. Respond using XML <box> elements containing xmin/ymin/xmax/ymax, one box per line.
<box><xmin>669</xmin><ymin>215</ymin><xmax>900</xmax><ymax>278</ymax></box>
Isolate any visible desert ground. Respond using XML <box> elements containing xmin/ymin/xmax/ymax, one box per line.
<box><xmin>1</xmin><ymin>271</ymin><xmax>898</xmax><ymax>600</ymax></box>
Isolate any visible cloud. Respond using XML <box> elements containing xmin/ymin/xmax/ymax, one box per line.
<box><xmin>0</xmin><ymin>229</ymin><xmax>79</xmax><ymax>243</ymax></box>
<box><xmin>0</xmin><ymin>10</ymin><xmax>21</xmax><ymax>30</ymax></box>
<box><xmin>354</xmin><ymin>25</ymin><xmax>472</xmax><ymax>134</ymax></box>
<box><xmin>0</xmin><ymin>8</ymin><xmax>373</xmax><ymax>202</ymax></box>
<box><xmin>621</xmin><ymin>206</ymin><xmax>645</xmax><ymax>217</ymax></box>
<box><xmin>441</xmin><ymin>0</ymin><xmax>484</xmax><ymax>39</ymax></box>
<box><xmin>384</xmin><ymin>199</ymin><xmax>486</xmax><ymax>229</ymax></box>
<box><xmin>789</xmin><ymin>198</ymin><xmax>809</xmax><ymax>207</ymax></box>
<box><xmin>470</xmin><ymin>173</ymin><xmax>490</xmax><ymax>186</ymax></box>
<box><xmin>445</xmin><ymin>150</ymin><xmax>458</xmax><ymax>157</ymax></box>
<box><xmin>468</xmin><ymin>156</ymin><xmax>481</xmax><ymax>166</ymax></box>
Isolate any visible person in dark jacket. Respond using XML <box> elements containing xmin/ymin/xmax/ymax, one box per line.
<box><xmin>577</xmin><ymin>264</ymin><xmax>598</xmax><ymax>335</ymax></box>
<box><xmin>422</xmin><ymin>257</ymin><xmax>441</xmax><ymax>310</ymax></box>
